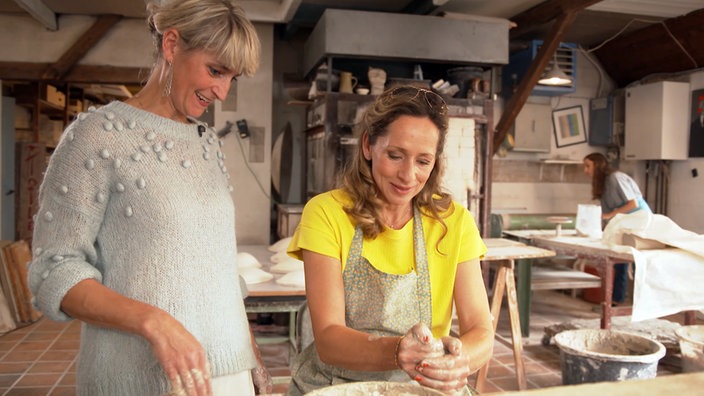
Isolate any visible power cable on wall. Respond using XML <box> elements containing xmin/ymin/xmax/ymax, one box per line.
<box><xmin>219</xmin><ymin>121</ymin><xmax>281</xmax><ymax>206</ymax></box>
<box><xmin>586</xmin><ymin>17</ymin><xmax>698</xmax><ymax>69</ymax></box>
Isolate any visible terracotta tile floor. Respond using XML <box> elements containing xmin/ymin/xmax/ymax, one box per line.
<box><xmin>0</xmin><ymin>290</ymin><xmax>692</xmax><ymax>395</ymax></box>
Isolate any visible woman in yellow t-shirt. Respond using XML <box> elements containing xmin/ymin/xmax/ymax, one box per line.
<box><xmin>286</xmin><ymin>85</ymin><xmax>493</xmax><ymax>395</ymax></box>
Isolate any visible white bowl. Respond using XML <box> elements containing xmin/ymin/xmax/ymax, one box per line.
<box><xmin>355</xmin><ymin>88</ymin><xmax>370</xmax><ymax>95</ymax></box>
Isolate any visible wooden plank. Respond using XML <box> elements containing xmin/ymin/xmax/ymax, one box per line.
<box><xmin>15</xmin><ymin>143</ymin><xmax>46</xmax><ymax>244</ymax></box>
<box><xmin>509</xmin><ymin>0</ymin><xmax>604</xmax><ymax>39</ymax></box>
<box><xmin>42</xmin><ymin>15</ymin><xmax>123</xmax><ymax>80</ymax></box>
<box><xmin>493</xmin><ymin>11</ymin><xmax>577</xmax><ymax>153</ymax></box>
<box><xmin>594</xmin><ymin>8</ymin><xmax>704</xmax><ymax>86</ymax></box>
<box><xmin>476</xmin><ymin>265</ymin><xmax>508</xmax><ymax>391</ymax></box>
<box><xmin>505</xmin><ymin>267</ymin><xmax>526</xmax><ymax>390</ymax></box>
<box><xmin>0</xmin><ymin>240</ymin><xmax>18</xmax><ymax>325</ymax></box>
<box><xmin>531</xmin><ymin>265</ymin><xmax>601</xmax><ymax>290</ymax></box>
<box><xmin>0</xmin><ymin>62</ymin><xmax>146</xmax><ymax>84</ymax></box>
<box><xmin>4</xmin><ymin>240</ymin><xmax>42</xmax><ymax>323</ymax></box>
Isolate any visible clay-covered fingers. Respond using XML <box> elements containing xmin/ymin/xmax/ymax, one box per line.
<box><xmin>166</xmin><ymin>375</ymin><xmax>187</xmax><ymax>396</ymax></box>
<box><xmin>440</xmin><ymin>335</ymin><xmax>463</xmax><ymax>356</ymax></box>
<box><xmin>396</xmin><ymin>323</ymin><xmax>445</xmax><ymax>376</ymax></box>
<box><xmin>252</xmin><ymin>365</ymin><xmax>273</xmax><ymax>394</ymax></box>
<box><xmin>166</xmin><ymin>364</ymin><xmax>211</xmax><ymax>396</ymax></box>
<box><xmin>404</xmin><ymin>323</ymin><xmax>444</xmax><ymax>356</ymax></box>
<box><xmin>415</xmin><ymin>354</ymin><xmax>471</xmax><ymax>392</ymax></box>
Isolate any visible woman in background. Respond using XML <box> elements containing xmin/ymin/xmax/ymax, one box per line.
<box><xmin>583</xmin><ymin>152</ymin><xmax>651</xmax><ymax>305</ymax></box>
<box><xmin>286</xmin><ymin>86</ymin><xmax>494</xmax><ymax>395</ymax></box>
<box><xmin>28</xmin><ymin>1</ymin><xmax>265</xmax><ymax>395</ymax></box>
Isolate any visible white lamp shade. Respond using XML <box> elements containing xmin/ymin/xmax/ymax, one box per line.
<box><xmin>538</xmin><ymin>64</ymin><xmax>572</xmax><ymax>86</ymax></box>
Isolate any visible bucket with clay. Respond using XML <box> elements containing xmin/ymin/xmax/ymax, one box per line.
<box><xmin>675</xmin><ymin>325</ymin><xmax>704</xmax><ymax>372</ymax></box>
<box><xmin>554</xmin><ymin>329</ymin><xmax>666</xmax><ymax>385</ymax></box>
<box><xmin>306</xmin><ymin>381</ymin><xmax>446</xmax><ymax>395</ymax></box>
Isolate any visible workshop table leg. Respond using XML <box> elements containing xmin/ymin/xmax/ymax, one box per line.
<box><xmin>476</xmin><ymin>260</ymin><xmax>526</xmax><ymax>391</ymax></box>
<box><xmin>516</xmin><ymin>259</ymin><xmax>532</xmax><ymax>337</ymax></box>
<box><xmin>476</xmin><ymin>263</ymin><xmax>507</xmax><ymax>392</ymax></box>
<box><xmin>600</xmin><ymin>259</ymin><xmax>614</xmax><ymax>329</ymax></box>
<box><xmin>505</xmin><ymin>264</ymin><xmax>527</xmax><ymax>390</ymax></box>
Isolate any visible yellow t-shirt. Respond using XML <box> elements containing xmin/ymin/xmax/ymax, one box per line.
<box><xmin>288</xmin><ymin>189</ymin><xmax>487</xmax><ymax>337</ymax></box>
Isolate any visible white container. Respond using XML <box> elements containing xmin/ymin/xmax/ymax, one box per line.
<box><xmin>624</xmin><ymin>81</ymin><xmax>690</xmax><ymax>160</ymax></box>
<box><xmin>675</xmin><ymin>325</ymin><xmax>704</xmax><ymax>373</ymax></box>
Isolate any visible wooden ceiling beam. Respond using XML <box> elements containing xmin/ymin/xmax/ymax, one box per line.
<box><xmin>593</xmin><ymin>7</ymin><xmax>704</xmax><ymax>86</ymax></box>
<box><xmin>510</xmin><ymin>0</ymin><xmax>603</xmax><ymax>39</ymax></box>
<box><xmin>491</xmin><ymin>0</ymin><xmax>605</xmax><ymax>155</ymax></box>
<box><xmin>42</xmin><ymin>14</ymin><xmax>123</xmax><ymax>81</ymax></box>
<box><xmin>0</xmin><ymin>62</ymin><xmax>147</xmax><ymax>85</ymax></box>
<box><xmin>493</xmin><ymin>11</ymin><xmax>577</xmax><ymax>153</ymax></box>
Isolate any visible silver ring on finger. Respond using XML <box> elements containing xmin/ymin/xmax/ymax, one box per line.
<box><xmin>182</xmin><ymin>371</ymin><xmax>195</xmax><ymax>389</ymax></box>
<box><xmin>191</xmin><ymin>368</ymin><xmax>206</xmax><ymax>386</ymax></box>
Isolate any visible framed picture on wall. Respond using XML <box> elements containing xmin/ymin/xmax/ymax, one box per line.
<box><xmin>552</xmin><ymin>105</ymin><xmax>587</xmax><ymax>148</ymax></box>
<box><xmin>689</xmin><ymin>88</ymin><xmax>704</xmax><ymax>157</ymax></box>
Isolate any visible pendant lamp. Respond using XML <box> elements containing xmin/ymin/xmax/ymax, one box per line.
<box><xmin>538</xmin><ymin>54</ymin><xmax>572</xmax><ymax>86</ymax></box>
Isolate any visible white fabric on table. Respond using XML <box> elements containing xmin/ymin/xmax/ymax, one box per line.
<box><xmin>603</xmin><ymin>211</ymin><xmax>704</xmax><ymax>322</ymax></box>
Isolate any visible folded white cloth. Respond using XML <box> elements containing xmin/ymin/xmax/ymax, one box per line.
<box><xmin>603</xmin><ymin>212</ymin><xmax>704</xmax><ymax>322</ymax></box>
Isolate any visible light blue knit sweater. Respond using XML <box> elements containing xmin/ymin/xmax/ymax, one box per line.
<box><xmin>28</xmin><ymin>101</ymin><xmax>256</xmax><ymax>395</ymax></box>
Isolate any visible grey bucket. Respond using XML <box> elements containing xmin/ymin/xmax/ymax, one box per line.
<box><xmin>554</xmin><ymin>329</ymin><xmax>666</xmax><ymax>385</ymax></box>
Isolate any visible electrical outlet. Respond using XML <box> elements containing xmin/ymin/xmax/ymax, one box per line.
<box><xmin>236</xmin><ymin>119</ymin><xmax>250</xmax><ymax>138</ymax></box>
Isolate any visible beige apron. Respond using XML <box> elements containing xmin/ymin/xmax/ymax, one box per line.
<box><xmin>286</xmin><ymin>207</ymin><xmax>475</xmax><ymax>395</ymax></box>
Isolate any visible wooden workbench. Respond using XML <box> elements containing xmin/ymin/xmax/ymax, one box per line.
<box><xmin>499</xmin><ymin>371</ymin><xmax>704</xmax><ymax>395</ymax></box>
<box><xmin>238</xmin><ymin>245</ymin><xmax>306</xmax><ymax>370</ymax></box>
<box><xmin>477</xmin><ymin>238</ymin><xmax>557</xmax><ymax>392</ymax></box>
<box><xmin>506</xmin><ymin>231</ymin><xmax>697</xmax><ymax>330</ymax></box>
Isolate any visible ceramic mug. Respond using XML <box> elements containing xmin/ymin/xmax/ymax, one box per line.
<box><xmin>339</xmin><ymin>71</ymin><xmax>358</xmax><ymax>93</ymax></box>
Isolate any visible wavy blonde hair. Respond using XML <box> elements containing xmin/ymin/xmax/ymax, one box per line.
<box><xmin>147</xmin><ymin>0</ymin><xmax>260</xmax><ymax>76</ymax></box>
<box><xmin>339</xmin><ymin>85</ymin><xmax>453</xmax><ymax>249</ymax></box>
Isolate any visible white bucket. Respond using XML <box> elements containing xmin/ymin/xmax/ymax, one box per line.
<box><xmin>675</xmin><ymin>325</ymin><xmax>704</xmax><ymax>373</ymax></box>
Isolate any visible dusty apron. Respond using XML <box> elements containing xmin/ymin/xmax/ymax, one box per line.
<box><xmin>287</xmin><ymin>208</ymin><xmax>476</xmax><ymax>395</ymax></box>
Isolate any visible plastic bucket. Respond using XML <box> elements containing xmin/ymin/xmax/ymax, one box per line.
<box><xmin>554</xmin><ymin>329</ymin><xmax>666</xmax><ymax>385</ymax></box>
<box><xmin>675</xmin><ymin>325</ymin><xmax>704</xmax><ymax>373</ymax></box>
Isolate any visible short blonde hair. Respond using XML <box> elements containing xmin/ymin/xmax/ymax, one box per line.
<box><xmin>147</xmin><ymin>0</ymin><xmax>260</xmax><ymax>76</ymax></box>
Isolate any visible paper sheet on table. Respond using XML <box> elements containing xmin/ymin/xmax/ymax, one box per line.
<box><xmin>603</xmin><ymin>212</ymin><xmax>704</xmax><ymax>322</ymax></box>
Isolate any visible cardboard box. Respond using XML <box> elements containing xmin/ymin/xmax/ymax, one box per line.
<box><xmin>13</xmin><ymin>106</ymin><xmax>31</xmax><ymax>130</ymax></box>
<box><xmin>67</xmin><ymin>99</ymin><xmax>83</xmax><ymax>114</ymax></box>
<box><xmin>38</xmin><ymin>115</ymin><xmax>64</xmax><ymax>147</ymax></box>
<box><xmin>43</xmin><ymin>84</ymin><xmax>65</xmax><ymax>107</ymax></box>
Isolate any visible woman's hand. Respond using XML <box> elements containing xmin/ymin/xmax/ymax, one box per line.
<box><xmin>147</xmin><ymin>312</ymin><xmax>212</xmax><ymax>396</ymax></box>
<box><xmin>416</xmin><ymin>336</ymin><xmax>472</xmax><ymax>393</ymax></box>
<box><xmin>251</xmin><ymin>359</ymin><xmax>273</xmax><ymax>394</ymax></box>
<box><xmin>396</xmin><ymin>323</ymin><xmax>471</xmax><ymax>393</ymax></box>
<box><xmin>395</xmin><ymin>323</ymin><xmax>445</xmax><ymax>379</ymax></box>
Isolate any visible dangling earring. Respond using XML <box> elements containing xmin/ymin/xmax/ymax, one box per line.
<box><xmin>163</xmin><ymin>61</ymin><xmax>173</xmax><ymax>97</ymax></box>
